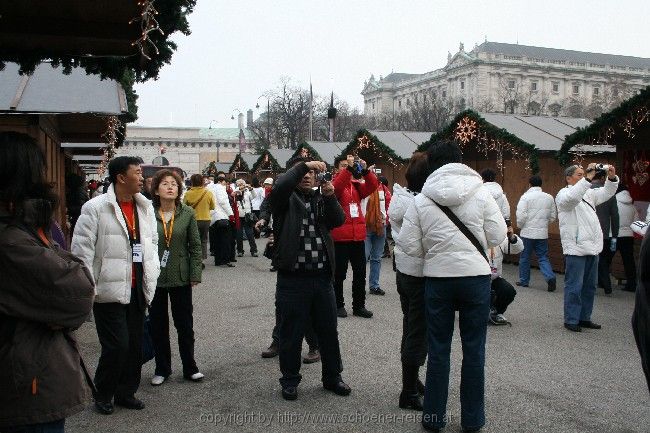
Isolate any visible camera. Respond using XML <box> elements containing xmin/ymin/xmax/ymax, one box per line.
<box><xmin>595</xmin><ymin>163</ymin><xmax>609</xmax><ymax>172</ymax></box>
<box><xmin>316</xmin><ymin>171</ymin><xmax>332</xmax><ymax>182</ymax></box>
<box><xmin>351</xmin><ymin>157</ymin><xmax>364</xmax><ymax>176</ymax></box>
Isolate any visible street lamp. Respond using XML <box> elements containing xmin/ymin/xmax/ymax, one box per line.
<box><xmin>256</xmin><ymin>96</ymin><xmax>271</xmax><ymax>147</ymax></box>
<box><xmin>208</xmin><ymin>120</ymin><xmax>218</xmax><ymax>129</ymax></box>
<box><xmin>231</xmin><ymin>108</ymin><xmax>242</xmax><ymax>120</ymax></box>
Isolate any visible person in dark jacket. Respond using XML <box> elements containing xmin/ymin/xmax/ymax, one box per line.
<box><xmin>268</xmin><ymin>156</ymin><xmax>349</xmax><ymax>401</ymax></box>
<box><xmin>149</xmin><ymin>169</ymin><xmax>204</xmax><ymax>386</ymax></box>
<box><xmin>633</xmin><ymin>230</ymin><xmax>650</xmax><ymax>394</ymax></box>
<box><xmin>0</xmin><ymin>131</ymin><xmax>95</xmax><ymax>433</ymax></box>
<box><xmin>592</xmin><ymin>170</ymin><xmax>620</xmax><ymax>294</ymax></box>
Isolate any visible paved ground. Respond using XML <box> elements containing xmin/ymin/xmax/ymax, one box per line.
<box><xmin>68</xmin><ymin>253</ymin><xmax>649</xmax><ymax>433</ymax></box>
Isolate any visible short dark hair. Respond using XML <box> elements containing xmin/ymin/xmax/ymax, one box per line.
<box><xmin>405</xmin><ymin>152</ymin><xmax>432</xmax><ymax>193</ymax></box>
<box><xmin>616</xmin><ymin>183</ymin><xmax>628</xmax><ymax>194</ymax></box>
<box><xmin>151</xmin><ymin>169</ymin><xmax>184</xmax><ymax>208</ymax></box>
<box><xmin>108</xmin><ymin>156</ymin><xmax>143</xmax><ymax>184</ymax></box>
<box><xmin>529</xmin><ymin>175</ymin><xmax>542</xmax><ymax>187</ymax></box>
<box><xmin>216</xmin><ymin>171</ymin><xmax>225</xmax><ymax>177</ymax></box>
<box><xmin>426</xmin><ymin>139</ymin><xmax>462</xmax><ymax>173</ymax></box>
<box><xmin>190</xmin><ymin>173</ymin><xmax>204</xmax><ymax>187</ymax></box>
<box><xmin>286</xmin><ymin>155</ymin><xmax>310</xmax><ymax>169</ymax></box>
<box><xmin>480</xmin><ymin>168</ymin><xmax>496</xmax><ymax>182</ymax></box>
<box><xmin>252</xmin><ymin>177</ymin><xmax>261</xmax><ymax>188</ymax></box>
<box><xmin>334</xmin><ymin>155</ymin><xmax>346</xmax><ymax>168</ymax></box>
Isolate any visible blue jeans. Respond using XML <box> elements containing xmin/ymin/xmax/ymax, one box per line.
<box><xmin>423</xmin><ymin>275</ymin><xmax>491</xmax><ymax>430</ymax></box>
<box><xmin>365</xmin><ymin>226</ymin><xmax>386</xmax><ymax>289</ymax></box>
<box><xmin>564</xmin><ymin>255</ymin><xmax>598</xmax><ymax>325</ymax></box>
<box><xmin>518</xmin><ymin>237</ymin><xmax>556</xmax><ymax>285</ymax></box>
<box><xmin>3</xmin><ymin>419</ymin><xmax>65</xmax><ymax>433</ymax></box>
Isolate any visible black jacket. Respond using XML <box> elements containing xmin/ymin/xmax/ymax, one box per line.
<box><xmin>269</xmin><ymin>162</ymin><xmax>345</xmax><ymax>277</ymax></box>
<box><xmin>633</xmin><ymin>231</ymin><xmax>650</xmax><ymax>394</ymax></box>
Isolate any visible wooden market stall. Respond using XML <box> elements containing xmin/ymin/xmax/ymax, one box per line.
<box><xmin>292</xmin><ymin>141</ymin><xmax>349</xmax><ymax>168</ymax></box>
<box><xmin>250</xmin><ymin>149</ymin><xmax>294</xmax><ymax>181</ymax></box>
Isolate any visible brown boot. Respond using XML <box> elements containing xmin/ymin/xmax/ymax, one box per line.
<box><xmin>303</xmin><ymin>349</ymin><xmax>321</xmax><ymax>364</ymax></box>
<box><xmin>261</xmin><ymin>342</ymin><xmax>279</xmax><ymax>358</ymax></box>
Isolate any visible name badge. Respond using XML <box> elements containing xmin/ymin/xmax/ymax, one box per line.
<box><xmin>132</xmin><ymin>243</ymin><xmax>143</xmax><ymax>263</ymax></box>
<box><xmin>349</xmin><ymin>203</ymin><xmax>359</xmax><ymax>218</ymax></box>
<box><xmin>490</xmin><ymin>265</ymin><xmax>499</xmax><ymax>280</ymax></box>
<box><xmin>160</xmin><ymin>250</ymin><xmax>170</xmax><ymax>268</ymax></box>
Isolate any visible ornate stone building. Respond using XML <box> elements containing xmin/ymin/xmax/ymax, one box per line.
<box><xmin>362</xmin><ymin>41</ymin><xmax>650</xmax><ymax>118</ymax></box>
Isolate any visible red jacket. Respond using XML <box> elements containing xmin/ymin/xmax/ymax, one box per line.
<box><xmin>330</xmin><ymin>168</ymin><xmax>379</xmax><ymax>242</ymax></box>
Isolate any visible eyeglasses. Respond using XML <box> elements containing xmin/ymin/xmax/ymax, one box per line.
<box><xmin>160</xmin><ymin>182</ymin><xmax>178</xmax><ymax>188</ymax></box>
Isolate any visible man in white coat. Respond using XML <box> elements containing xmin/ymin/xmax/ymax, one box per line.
<box><xmin>515</xmin><ymin>175</ymin><xmax>558</xmax><ymax>291</ymax></box>
<box><xmin>555</xmin><ymin>163</ymin><xmax>618</xmax><ymax>332</ymax></box>
<box><xmin>72</xmin><ymin>156</ymin><xmax>160</xmax><ymax>414</ymax></box>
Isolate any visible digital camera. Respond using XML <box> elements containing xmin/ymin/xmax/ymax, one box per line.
<box><xmin>595</xmin><ymin>163</ymin><xmax>609</xmax><ymax>172</ymax></box>
<box><xmin>317</xmin><ymin>171</ymin><xmax>332</xmax><ymax>182</ymax></box>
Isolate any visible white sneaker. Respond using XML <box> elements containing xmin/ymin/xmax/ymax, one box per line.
<box><xmin>151</xmin><ymin>375</ymin><xmax>166</xmax><ymax>386</ymax></box>
<box><xmin>187</xmin><ymin>372</ymin><xmax>204</xmax><ymax>382</ymax></box>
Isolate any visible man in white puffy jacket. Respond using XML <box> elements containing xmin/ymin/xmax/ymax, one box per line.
<box><xmin>207</xmin><ymin>172</ymin><xmax>234</xmax><ymax>266</ymax></box>
<box><xmin>71</xmin><ymin>156</ymin><xmax>161</xmax><ymax>414</ymax></box>
<box><xmin>481</xmin><ymin>168</ymin><xmax>511</xmax><ymax>223</ymax></box>
<box><xmin>515</xmin><ymin>175</ymin><xmax>558</xmax><ymax>291</ymax></box>
<box><xmin>398</xmin><ymin>141</ymin><xmax>506</xmax><ymax>432</ymax></box>
<box><xmin>555</xmin><ymin>163</ymin><xmax>618</xmax><ymax>333</ymax></box>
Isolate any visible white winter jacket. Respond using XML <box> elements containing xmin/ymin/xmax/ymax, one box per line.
<box><xmin>208</xmin><ymin>183</ymin><xmax>233</xmax><ymax>224</ymax></box>
<box><xmin>555</xmin><ymin>177</ymin><xmax>619</xmax><ymax>256</ymax></box>
<box><xmin>236</xmin><ymin>189</ymin><xmax>253</xmax><ymax>216</ymax></box>
<box><xmin>484</xmin><ymin>181</ymin><xmax>511</xmax><ymax>221</ymax></box>
<box><xmin>616</xmin><ymin>190</ymin><xmax>638</xmax><ymax>238</ymax></box>
<box><xmin>71</xmin><ymin>186</ymin><xmax>161</xmax><ymax>305</ymax></box>
<box><xmin>397</xmin><ymin>163</ymin><xmax>507</xmax><ymax>278</ymax></box>
<box><xmin>489</xmin><ymin>235</ymin><xmax>524</xmax><ymax>277</ymax></box>
<box><xmin>389</xmin><ymin>184</ymin><xmax>421</xmax><ymax>276</ymax></box>
<box><xmin>515</xmin><ymin>186</ymin><xmax>557</xmax><ymax>239</ymax></box>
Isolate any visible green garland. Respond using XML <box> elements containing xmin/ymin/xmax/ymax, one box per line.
<box><xmin>292</xmin><ymin>143</ymin><xmax>323</xmax><ymax>162</ymax></box>
<box><xmin>251</xmin><ymin>150</ymin><xmax>283</xmax><ymax>173</ymax></box>
<box><xmin>418</xmin><ymin>110</ymin><xmax>540</xmax><ymax>174</ymax></box>
<box><xmin>228</xmin><ymin>154</ymin><xmax>251</xmax><ymax>174</ymax></box>
<box><xmin>557</xmin><ymin>85</ymin><xmax>650</xmax><ymax>165</ymax></box>
<box><xmin>337</xmin><ymin>129</ymin><xmax>407</xmax><ymax>165</ymax></box>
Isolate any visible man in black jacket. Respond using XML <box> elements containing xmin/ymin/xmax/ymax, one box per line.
<box><xmin>268</xmin><ymin>156</ymin><xmax>350</xmax><ymax>401</ymax></box>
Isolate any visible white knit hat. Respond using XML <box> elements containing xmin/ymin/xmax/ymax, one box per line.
<box><xmin>264</xmin><ymin>178</ymin><xmax>273</xmax><ymax>185</ymax></box>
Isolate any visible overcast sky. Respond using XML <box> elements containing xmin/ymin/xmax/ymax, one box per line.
<box><xmin>132</xmin><ymin>0</ymin><xmax>650</xmax><ymax>128</ymax></box>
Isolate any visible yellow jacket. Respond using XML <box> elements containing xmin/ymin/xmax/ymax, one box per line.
<box><xmin>183</xmin><ymin>187</ymin><xmax>215</xmax><ymax>221</ymax></box>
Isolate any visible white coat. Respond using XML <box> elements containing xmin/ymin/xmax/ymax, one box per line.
<box><xmin>389</xmin><ymin>184</ymin><xmax>420</xmax><ymax>276</ymax></box>
<box><xmin>515</xmin><ymin>186</ymin><xmax>557</xmax><ymax>239</ymax></box>
<box><xmin>555</xmin><ymin>177</ymin><xmax>619</xmax><ymax>256</ymax></box>
<box><xmin>484</xmin><ymin>181</ymin><xmax>511</xmax><ymax>221</ymax></box>
<box><xmin>208</xmin><ymin>183</ymin><xmax>233</xmax><ymax>224</ymax></box>
<box><xmin>397</xmin><ymin>163</ymin><xmax>507</xmax><ymax>278</ymax></box>
<box><xmin>71</xmin><ymin>185</ymin><xmax>160</xmax><ymax>305</ymax></box>
<box><xmin>490</xmin><ymin>235</ymin><xmax>525</xmax><ymax>277</ymax></box>
<box><xmin>616</xmin><ymin>190</ymin><xmax>638</xmax><ymax>238</ymax></box>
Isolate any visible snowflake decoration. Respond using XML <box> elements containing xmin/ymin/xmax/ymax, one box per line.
<box><xmin>455</xmin><ymin>117</ymin><xmax>477</xmax><ymax>144</ymax></box>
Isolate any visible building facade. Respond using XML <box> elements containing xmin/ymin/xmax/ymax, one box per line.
<box><xmin>362</xmin><ymin>41</ymin><xmax>650</xmax><ymax>118</ymax></box>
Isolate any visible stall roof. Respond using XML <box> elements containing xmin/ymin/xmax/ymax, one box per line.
<box><xmin>368</xmin><ymin>130</ymin><xmax>434</xmax><ymax>159</ymax></box>
<box><xmin>267</xmin><ymin>148</ymin><xmax>295</xmax><ymax>169</ymax></box>
<box><xmin>304</xmin><ymin>141</ymin><xmax>348</xmax><ymax>165</ymax></box>
<box><xmin>240</xmin><ymin>153</ymin><xmax>259</xmax><ymax>169</ymax></box>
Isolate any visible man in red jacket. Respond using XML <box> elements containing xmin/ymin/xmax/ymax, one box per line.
<box><xmin>331</xmin><ymin>155</ymin><xmax>379</xmax><ymax>318</ymax></box>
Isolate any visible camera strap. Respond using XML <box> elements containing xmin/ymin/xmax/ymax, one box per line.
<box><xmin>581</xmin><ymin>198</ymin><xmax>595</xmax><ymax>212</ymax></box>
<box><xmin>432</xmin><ymin>200</ymin><xmax>489</xmax><ymax>264</ymax></box>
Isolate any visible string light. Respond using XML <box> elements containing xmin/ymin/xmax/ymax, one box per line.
<box><xmin>130</xmin><ymin>0</ymin><xmax>165</xmax><ymax>60</ymax></box>
<box><xmin>353</xmin><ymin>134</ymin><xmax>399</xmax><ymax>167</ymax></box>
<box><xmin>98</xmin><ymin>116</ymin><xmax>123</xmax><ymax>177</ymax></box>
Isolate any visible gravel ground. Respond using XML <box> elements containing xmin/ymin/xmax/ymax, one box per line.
<box><xmin>67</xmin><ymin>254</ymin><xmax>649</xmax><ymax>433</ymax></box>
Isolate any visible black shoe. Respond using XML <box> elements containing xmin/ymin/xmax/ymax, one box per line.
<box><xmin>94</xmin><ymin>400</ymin><xmax>114</xmax><ymax>415</ymax></box>
<box><xmin>547</xmin><ymin>278</ymin><xmax>556</xmax><ymax>292</ymax></box>
<box><xmin>353</xmin><ymin>307</ymin><xmax>373</xmax><ymax>318</ymax></box>
<box><xmin>564</xmin><ymin>323</ymin><xmax>582</xmax><ymax>332</ymax></box>
<box><xmin>604</xmin><ymin>288</ymin><xmax>612</xmax><ymax>295</ymax></box>
<box><xmin>422</xmin><ymin>422</ymin><xmax>441</xmax><ymax>432</ymax></box>
<box><xmin>416</xmin><ymin>378</ymin><xmax>425</xmax><ymax>396</ymax></box>
<box><xmin>114</xmin><ymin>396</ymin><xmax>145</xmax><ymax>410</ymax></box>
<box><xmin>515</xmin><ymin>281</ymin><xmax>528</xmax><ymax>287</ymax></box>
<box><xmin>282</xmin><ymin>386</ymin><xmax>298</xmax><ymax>401</ymax></box>
<box><xmin>323</xmin><ymin>380</ymin><xmax>351</xmax><ymax>396</ymax></box>
<box><xmin>337</xmin><ymin>307</ymin><xmax>348</xmax><ymax>318</ymax></box>
<box><xmin>369</xmin><ymin>287</ymin><xmax>386</xmax><ymax>296</ymax></box>
<box><xmin>237</xmin><ymin>252</ymin><xmax>244</xmax><ymax>257</ymax></box>
<box><xmin>269</xmin><ymin>267</ymin><xmax>277</xmax><ymax>272</ymax></box>
<box><xmin>251</xmin><ymin>252</ymin><xmax>258</xmax><ymax>257</ymax></box>
<box><xmin>261</xmin><ymin>342</ymin><xmax>279</xmax><ymax>358</ymax></box>
<box><xmin>303</xmin><ymin>349</ymin><xmax>321</xmax><ymax>364</ymax></box>
<box><xmin>201</xmin><ymin>263</ymin><xmax>205</xmax><ymax>270</ymax></box>
<box><xmin>399</xmin><ymin>391</ymin><xmax>423</xmax><ymax>411</ymax></box>
<box><xmin>579</xmin><ymin>320</ymin><xmax>602</xmax><ymax>329</ymax></box>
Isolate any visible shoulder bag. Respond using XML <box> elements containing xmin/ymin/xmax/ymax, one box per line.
<box><xmin>432</xmin><ymin>200</ymin><xmax>489</xmax><ymax>264</ymax></box>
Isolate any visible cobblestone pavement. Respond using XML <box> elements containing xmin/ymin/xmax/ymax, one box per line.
<box><xmin>68</xmin><ymin>254</ymin><xmax>649</xmax><ymax>432</ymax></box>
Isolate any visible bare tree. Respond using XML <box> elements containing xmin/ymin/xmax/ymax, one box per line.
<box><xmin>476</xmin><ymin>97</ymin><xmax>496</xmax><ymax>113</ymax></box>
<box><xmin>496</xmin><ymin>75</ymin><xmax>523</xmax><ymax>114</ymax></box>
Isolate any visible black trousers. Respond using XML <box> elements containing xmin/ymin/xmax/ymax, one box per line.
<box><xmin>149</xmin><ymin>285</ymin><xmax>198</xmax><ymax>378</ymax></box>
<box><xmin>196</xmin><ymin>220</ymin><xmax>210</xmax><ymax>260</ymax></box>
<box><xmin>616</xmin><ymin>237</ymin><xmax>637</xmax><ymax>291</ymax></box>
<box><xmin>210</xmin><ymin>221</ymin><xmax>233</xmax><ymax>265</ymax></box>
<box><xmin>93</xmin><ymin>287</ymin><xmax>145</xmax><ymax>402</ymax></box>
<box><xmin>333</xmin><ymin>241</ymin><xmax>367</xmax><ymax>310</ymax></box>
<box><xmin>396</xmin><ymin>270</ymin><xmax>427</xmax><ymax>366</ymax></box>
<box><xmin>236</xmin><ymin>217</ymin><xmax>258</xmax><ymax>254</ymax></box>
<box><xmin>598</xmin><ymin>238</ymin><xmax>614</xmax><ymax>292</ymax></box>
<box><xmin>276</xmin><ymin>271</ymin><xmax>343</xmax><ymax>388</ymax></box>
<box><xmin>272</xmin><ymin>306</ymin><xmax>319</xmax><ymax>350</ymax></box>
<box><xmin>491</xmin><ymin>277</ymin><xmax>517</xmax><ymax>314</ymax></box>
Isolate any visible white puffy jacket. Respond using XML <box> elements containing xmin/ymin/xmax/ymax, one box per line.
<box><xmin>397</xmin><ymin>163</ymin><xmax>507</xmax><ymax>278</ymax></box>
<box><xmin>515</xmin><ymin>186</ymin><xmax>557</xmax><ymax>239</ymax></box>
<box><xmin>208</xmin><ymin>183</ymin><xmax>233</xmax><ymax>224</ymax></box>
<box><xmin>389</xmin><ymin>184</ymin><xmax>420</xmax><ymax>276</ymax></box>
<box><xmin>616</xmin><ymin>190</ymin><xmax>638</xmax><ymax>238</ymax></box>
<box><xmin>555</xmin><ymin>177</ymin><xmax>618</xmax><ymax>256</ymax></box>
<box><xmin>236</xmin><ymin>189</ymin><xmax>253</xmax><ymax>216</ymax></box>
<box><xmin>71</xmin><ymin>186</ymin><xmax>160</xmax><ymax>305</ymax></box>
<box><xmin>484</xmin><ymin>181</ymin><xmax>511</xmax><ymax>221</ymax></box>
<box><xmin>490</xmin><ymin>234</ymin><xmax>524</xmax><ymax>277</ymax></box>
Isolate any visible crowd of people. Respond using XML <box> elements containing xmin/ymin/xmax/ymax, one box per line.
<box><xmin>1</xmin><ymin>129</ymin><xmax>649</xmax><ymax>433</ymax></box>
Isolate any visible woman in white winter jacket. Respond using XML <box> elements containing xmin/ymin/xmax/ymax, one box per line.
<box><xmin>397</xmin><ymin>140</ymin><xmax>506</xmax><ymax>432</ymax></box>
<box><xmin>615</xmin><ymin>184</ymin><xmax>638</xmax><ymax>291</ymax></box>
<box><xmin>234</xmin><ymin>179</ymin><xmax>258</xmax><ymax>257</ymax></box>
<box><xmin>389</xmin><ymin>152</ymin><xmax>431</xmax><ymax>411</ymax></box>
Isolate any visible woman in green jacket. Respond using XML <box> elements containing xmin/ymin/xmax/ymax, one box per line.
<box><xmin>149</xmin><ymin>169</ymin><xmax>204</xmax><ymax>386</ymax></box>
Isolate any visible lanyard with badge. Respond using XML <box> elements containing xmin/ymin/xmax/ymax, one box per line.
<box><xmin>489</xmin><ymin>248</ymin><xmax>498</xmax><ymax>280</ymax></box>
<box><xmin>159</xmin><ymin>208</ymin><xmax>175</xmax><ymax>268</ymax></box>
<box><xmin>119</xmin><ymin>200</ymin><xmax>142</xmax><ymax>264</ymax></box>
<box><xmin>349</xmin><ymin>184</ymin><xmax>360</xmax><ymax>218</ymax></box>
